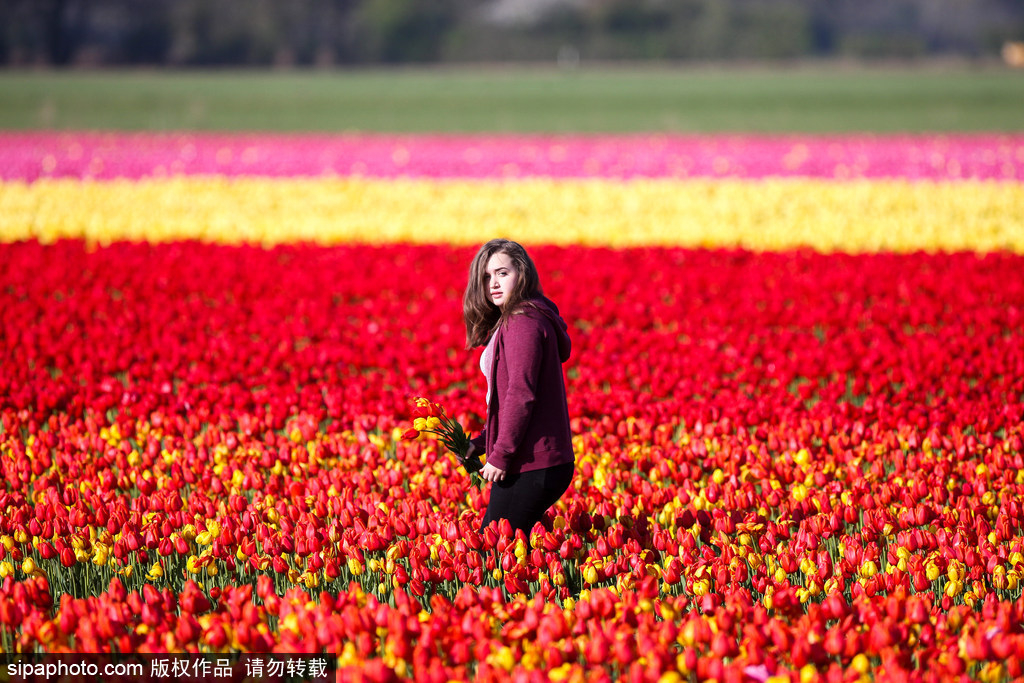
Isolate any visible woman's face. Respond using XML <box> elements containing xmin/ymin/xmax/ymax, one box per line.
<box><xmin>485</xmin><ymin>252</ymin><xmax>518</xmax><ymax>309</ymax></box>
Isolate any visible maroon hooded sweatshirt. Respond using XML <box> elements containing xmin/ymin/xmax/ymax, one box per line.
<box><xmin>470</xmin><ymin>295</ymin><xmax>575</xmax><ymax>475</ymax></box>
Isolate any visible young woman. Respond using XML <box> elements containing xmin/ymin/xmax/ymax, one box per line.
<box><xmin>462</xmin><ymin>239</ymin><xmax>575</xmax><ymax>539</ymax></box>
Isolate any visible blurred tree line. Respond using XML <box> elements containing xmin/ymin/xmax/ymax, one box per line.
<box><xmin>2</xmin><ymin>0</ymin><xmax>1022</xmax><ymax>67</ymax></box>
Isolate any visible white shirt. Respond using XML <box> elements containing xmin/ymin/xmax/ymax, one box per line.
<box><xmin>481</xmin><ymin>332</ymin><xmax>497</xmax><ymax>405</ymax></box>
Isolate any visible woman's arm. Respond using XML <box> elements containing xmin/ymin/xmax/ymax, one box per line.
<box><xmin>469</xmin><ymin>431</ymin><xmax>486</xmax><ymax>456</ymax></box>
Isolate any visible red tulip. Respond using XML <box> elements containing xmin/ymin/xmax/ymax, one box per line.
<box><xmin>906</xmin><ymin>597</ymin><xmax>929</xmax><ymax>624</ymax></box>
<box><xmin>179</xmin><ymin>581</ymin><xmax>211</xmax><ymax>614</ymax></box>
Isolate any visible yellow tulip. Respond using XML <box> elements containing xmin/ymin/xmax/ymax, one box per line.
<box><xmin>4</xmin><ymin>177</ymin><xmax>1022</xmax><ymax>253</ymax></box>
<box><xmin>488</xmin><ymin>646</ymin><xmax>515</xmax><ymax>673</ymax></box>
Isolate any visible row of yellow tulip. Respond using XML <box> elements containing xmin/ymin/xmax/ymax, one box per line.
<box><xmin>2</xmin><ymin>177</ymin><xmax>1022</xmax><ymax>252</ymax></box>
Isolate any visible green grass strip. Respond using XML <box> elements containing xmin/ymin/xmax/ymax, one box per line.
<box><xmin>1</xmin><ymin>65</ymin><xmax>1022</xmax><ymax>133</ymax></box>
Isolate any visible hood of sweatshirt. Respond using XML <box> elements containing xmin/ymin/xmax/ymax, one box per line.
<box><xmin>529</xmin><ymin>295</ymin><xmax>572</xmax><ymax>363</ymax></box>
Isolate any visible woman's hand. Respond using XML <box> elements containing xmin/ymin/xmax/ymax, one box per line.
<box><xmin>480</xmin><ymin>462</ymin><xmax>506</xmax><ymax>482</ymax></box>
<box><xmin>458</xmin><ymin>442</ymin><xmax>485</xmax><ymax>475</ymax></box>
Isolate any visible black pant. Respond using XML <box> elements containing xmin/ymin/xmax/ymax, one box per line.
<box><xmin>481</xmin><ymin>462</ymin><xmax>574</xmax><ymax>539</ymax></box>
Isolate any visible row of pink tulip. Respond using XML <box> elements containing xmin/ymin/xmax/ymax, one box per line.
<box><xmin>2</xmin><ymin>132</ymin><xmax>1022</xmax><ymax>181</ymax></box>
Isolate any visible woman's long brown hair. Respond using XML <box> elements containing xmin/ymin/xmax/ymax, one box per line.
<box><xmin>463</xmin><ymin>239</ymin><xmax>542</xmax><ymax>349</ymax></box>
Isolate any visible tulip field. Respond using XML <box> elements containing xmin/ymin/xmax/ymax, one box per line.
<box><xmin>2</xmin><ymin>128</ymin><xmax>1024</xmax><ymax>682</ymax></box>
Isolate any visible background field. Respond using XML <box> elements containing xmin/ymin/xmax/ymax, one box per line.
<box><xmin>2</xmin><ymin>65</ymin><xmax>1022</xmax><ymax>133</ymax></box>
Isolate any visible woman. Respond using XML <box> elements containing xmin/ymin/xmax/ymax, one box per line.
<box><xmin>462</xmin><ymin>239</ymin><xmax>575</xmax><ymax>539</ymax></box>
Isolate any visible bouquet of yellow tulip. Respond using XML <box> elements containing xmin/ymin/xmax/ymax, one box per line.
<box><xmin>401</xmin><ymin>397</ymin><xmax>481</xmax><ymax>475</ymax></box>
